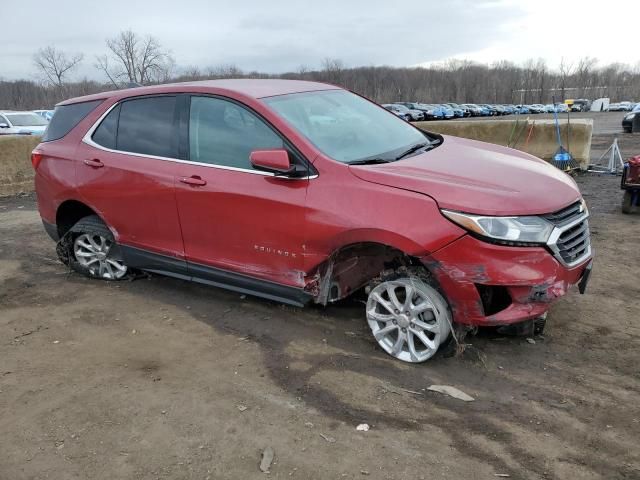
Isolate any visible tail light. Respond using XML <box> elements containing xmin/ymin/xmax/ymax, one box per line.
<box><xmin>31</xmin><ymin>151</ymin><xmax>43</xmax><ymax>170</ymax></box>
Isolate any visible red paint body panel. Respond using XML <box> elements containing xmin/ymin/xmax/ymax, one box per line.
<box><xmin>34</xmin><ymin>79</ymin><xmax>593</xmax><ymax>326</ymax></box>
<box><xmin>350</xmin><ymin>136</ymin><xmax>580</xmax><ymax>216</ymax></box>
<box><xmin>302</xmin><ymin>159</ymin><xmax>466</xmax><ymax>272</ymax></box>
<box><xmin>33</xmin><ymin>140</ymin><xmax>79</xmax><ymax>225</ymax></box>
<box><xmin>174</xmin><ymin>166</ymin><xmax>308</xmax><ymax>286</ymax></box>
<box><xmin>74</xmin><ymin>142</ymin><xmax>185</xmax><ymax>258</ymax></box>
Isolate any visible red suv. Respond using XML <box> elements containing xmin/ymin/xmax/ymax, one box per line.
<box><xmin>33</xmin><ymin>80</ymin><xmax>592</xmax><ymax>363</ymax></box>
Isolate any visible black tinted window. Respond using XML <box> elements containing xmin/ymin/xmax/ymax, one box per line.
<box><xmin>117</xmin><ymin>96</ymin><xmax>177</xmax><ymax>158</ymax></box>
<box><xmin>92</xmin><ymin>104</ymin><xmax>120</xmax><ymax>149</ymax></box>
<box><xmin>42</xmin><ymin>100</ymin><xmax>102</xmax><ymax>142</ymax></box>
<box><xmin>189</xmin><ymin>96</ymin><xmax>283</xmax><ymax>169</ymax></box>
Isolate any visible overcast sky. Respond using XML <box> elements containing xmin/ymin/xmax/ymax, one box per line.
<box><xmin>2</xmin><ymin>0</ymin><xmax>639</xmax><ymax>81</ymax></box>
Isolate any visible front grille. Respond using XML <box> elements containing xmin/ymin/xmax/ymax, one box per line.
<box><xmin>545</xmin><ymin>201</ymin><xmax>591</xmax><ymax>267</ymax></box>
<box><xmin>543</xmin><ymin>201</ymin><xmax>583</xmax><ymax>226</ymax></box>
<box><xmin>555</xmin><ymin>219</ymin><xmax>590</xmax><ymax>264</ymax></box>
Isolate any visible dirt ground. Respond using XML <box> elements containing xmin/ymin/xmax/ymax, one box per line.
<box><xmin>1</xmin><ymin>120</ymin><xmax>639</xmax><ymax>480</ymax></box>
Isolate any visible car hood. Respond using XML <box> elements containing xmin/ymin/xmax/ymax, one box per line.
<box><xmin>348</xmin><ymin>135</ymin><xmax>580</xmax><ymax>216</ymax></box>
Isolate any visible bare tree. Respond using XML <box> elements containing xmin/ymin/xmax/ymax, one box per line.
<box><xmin>33</xmin><ymin>46</ymin><xmax>83</xmax><ymax>87</ymax></box>
<box><xmin>95</xmin><ymin>30</ymin><xmax>174</xmax><ymax>86</ymax></box>
<box><xmin>558</xmin><ymin>57</ymin><xmax>574</xmax><ymax>101</ymax></box>
<box><xmin>321</xmin><ymin>58</ymin><xmax>345</xmax><ymax>84</ymax></box>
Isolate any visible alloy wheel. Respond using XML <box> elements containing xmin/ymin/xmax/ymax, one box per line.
<box><xmin>366</xmin><ymin>278</ymin><xmax>450</xmax><ymax>362</ymax></box>
<box><xmin>73</xmin><ymin>233</ymin><xmax>127</xmax><ymax>280</ymax></box>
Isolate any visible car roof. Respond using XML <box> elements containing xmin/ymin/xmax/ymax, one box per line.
<box><xmin>58</xmin><ymin>79</ymin><xmax>341</xmax><ymax>106</ymax></box>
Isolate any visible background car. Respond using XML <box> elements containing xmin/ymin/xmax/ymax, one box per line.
<box><xmin>514</xmin><ymin>105</ymin><xmax>530</xmax><ymax>114</ymax></box>
<box><xmin>382</xmin><ymin>104</ymin><xmax>411</xmax><ymax>121</ymax></box>
<box><xmin>622</xmin><ymin>103</ymin><xmax>640</xmax><ymax>132</ymax></box>
<box><xmin>492</xmin><ymin>105</ymin><xmax>506</xmax><ymax>115</ymax></box>
<box><xmin>422</xmin><ymin>104</ymin><xmax>448</xmax><ymax>120</ymax></box>
<box><xmin>528</xmin><ymin>104</ymin><xmax>546</xmax><ymax>114</ymax></box>
<box><xmin>0</xmin><ymin>111</ymin><xmax>48</xmax><ymax>135</ymax></box>
<box><xmin>393</xmin><ymin>102</ymin><xmax>425</xmax><ymax>121</ymax></box>
<box><xmin>436</xmin><ymin>104</ymin><xmax>455</xmax><ymax>119</ymax></box>
<box><xmin>444</xmin><ymin>103</ymin><xmax>468</xmax><ymax>117</ymax></box>
<box><xmin>33</xmin><ymin>109</ymin><xmax>54</xmax><ymax>121</ymax></box>
<box><xmin>461</xmin><ymin>104</ymin><xmax>483</xmax><ymax>116</ymax></box>
<box><xmin>569</xmin><ymin>99</ymin><xmax>591</xmax><ymax>112</ymax></box>
<box><xmin>478</xmin><ymin>104</ymin><xmax>497</xmax><ymax>116</ymax></box>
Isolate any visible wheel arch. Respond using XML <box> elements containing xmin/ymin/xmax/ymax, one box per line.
<box><xmin>55</xmin><ymin>199</ymin><xmax>102</xmax><ymax>238</ymax></box>
<box><xmin>308</xmin><ymin>241</ymin><xmax>429</xmax><ymax>305</ymax></box>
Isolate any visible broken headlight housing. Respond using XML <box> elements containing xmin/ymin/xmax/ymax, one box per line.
<box><xmin>441</xmin><ymin>210</ymin><xmax>554</xmax><ymax>246</ymax></box>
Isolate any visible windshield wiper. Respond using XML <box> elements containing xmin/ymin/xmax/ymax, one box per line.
<box><xmin>347</xmin><ymin>158</ymin><xmax>393</xmax><ymax>165</ymax></box>
<box><xmin>395</xmin><ymin>142</ymin><xmax>431</xmax><ymax>160</ymax></box>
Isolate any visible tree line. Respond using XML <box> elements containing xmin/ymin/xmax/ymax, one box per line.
<box><xmin>2</xmin><ymin>30</ymin><xmax>640</xmax><ymax>110</ymax></box>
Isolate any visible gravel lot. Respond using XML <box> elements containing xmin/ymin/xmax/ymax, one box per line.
<box><xmin>1</xmin><ymin>118</ymin><xmax>639</xmax><ymax>479</ymax></box>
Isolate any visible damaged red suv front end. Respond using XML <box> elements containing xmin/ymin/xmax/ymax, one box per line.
<box><xmin>426</xmin><ymin>215</ymin><xmax>591</xmax><ymax>327</ymax></box>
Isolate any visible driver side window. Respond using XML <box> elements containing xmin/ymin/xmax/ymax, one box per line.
<box><xmin>189</xmin><ymin>96</ymin><xmax>284</xmax><ymax>170</ymax></box>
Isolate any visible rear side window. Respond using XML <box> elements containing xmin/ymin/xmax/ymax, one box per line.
<box><xmin>92</xmin><ymin>104</ymin><xmax>120</xmax><ymax>149</ymax></box>
<box><xmin>42</xmin><ymin>100</ymin><xmax>103</xmax><ymax>142</ymax></box>
<box><xmin>117</xmin><ymin>96</ymin><xmax>177</xmax><ymax>158</ymax></box>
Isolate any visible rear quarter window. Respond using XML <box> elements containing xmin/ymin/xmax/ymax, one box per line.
<box><xmin>92</xmin><ymin>104</ymin><xmax>120</xmax><ymax>150</ymax></box>
<box><xmin>42</xmin><ymin>100</ymin><xmax>103</xmax><ymax>142</ymax></box>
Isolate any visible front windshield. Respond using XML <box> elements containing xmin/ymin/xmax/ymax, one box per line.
<box><xmin>263</xmin><ymin>90</ymin><xmax>429</xmax><ymax>163</ymax></box>
<box><xmin>6</xmin><ymin>113</ymin><xmax>48</xmax><ymax>126</ymax></box>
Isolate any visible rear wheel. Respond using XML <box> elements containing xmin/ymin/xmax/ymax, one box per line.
<box><xmin>366</xmin><ymin>271</ymin><xmax>451</xmax><ymax>363</ymax></box>
<box><xmin>67</xmin><ymin>216</ymin><xmax>128</xmax><ymax>280</ymax></box>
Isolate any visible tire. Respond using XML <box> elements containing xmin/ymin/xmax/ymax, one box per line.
<box><xmin>622</xmin><ymin>190</ymin><xmax>634</xmax><ymax>214</ymax></box>
<box><xmin>365</xmin><ymin>267</ymin><xmax>452</xmax><ymax>363</ymax></box>
<box><xmin>64</xmin><ymin>215</ymin><xmax>129</xmax><ymax>280</ymax></box>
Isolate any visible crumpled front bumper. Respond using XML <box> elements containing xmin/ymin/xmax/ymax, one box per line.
<box><xmin>423</xmin><ymin>235</ymin><xmax>592</xmax><ymax>326</ymax></box>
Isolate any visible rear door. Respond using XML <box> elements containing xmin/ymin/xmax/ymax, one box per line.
<box><xmin>76</xmin><ymin>95</ymin><xmax>186</xmax><ymax>273</ymax></box>
<box><xmin>173</xmin><ymin>95</ymin><xmax>309</xmax><ymax>292</ymax></box>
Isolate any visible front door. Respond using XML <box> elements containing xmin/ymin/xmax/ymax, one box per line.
<box><xmin>174</xmin><ymin>95</ymin><xmax>309</xmax><ymax>293</ymax></box>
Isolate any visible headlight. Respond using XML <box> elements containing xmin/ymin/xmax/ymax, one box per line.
<box><xmin>625</xmin><ymin>113</ymin><xmax>636</xmax><ymax>120</ymax></box>
<box><xmin>441</xmin><ymin>210</ymin><xmax>554</xmax><ymax>245</ymax></box>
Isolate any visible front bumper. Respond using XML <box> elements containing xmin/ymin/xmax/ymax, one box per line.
<box><xmin>423</xmin><ymin>235</ymin><xmax>592</xmax><ymax>326</ymax></box>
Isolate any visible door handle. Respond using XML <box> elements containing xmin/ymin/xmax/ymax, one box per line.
<box><xmin>83</xmin><ymin>159</ymin><xmax>104</xmax><ymax>168</ymax></box>
<box><xmin>179</xmin><ymin>175</ymin><xmax>207</xmax><ymax>186</ymax></box>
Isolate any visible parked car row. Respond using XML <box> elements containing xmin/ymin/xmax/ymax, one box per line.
<box><xmin>0</xmin><ymin>109</ymin><xmax>54</xmax><ymax>135</ymax></box>
<box><xmin>608</xmin><ymin>101</ymin><xmax>637</xmax><ymax>112</ymax></box>
<box><xmin>381</xmin><ymin>101</ymin><xmax>578</xmax><ymax>121</ymax></box>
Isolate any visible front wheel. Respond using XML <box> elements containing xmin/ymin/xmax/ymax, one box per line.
<box><xmin>366</xmin><ymin>272</ymin><xmax>451</xmax><ymax>362</ymax></box>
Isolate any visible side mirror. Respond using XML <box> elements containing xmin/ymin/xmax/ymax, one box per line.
<box><xmin>0</xmin><ymin>123</ymin><xmax>9</xmax><ymax>129</ymax></box>
<box><xmin>250</xmin><ymin>149</ymin><xmax>295</xmax><ymax>175</ymax></box>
